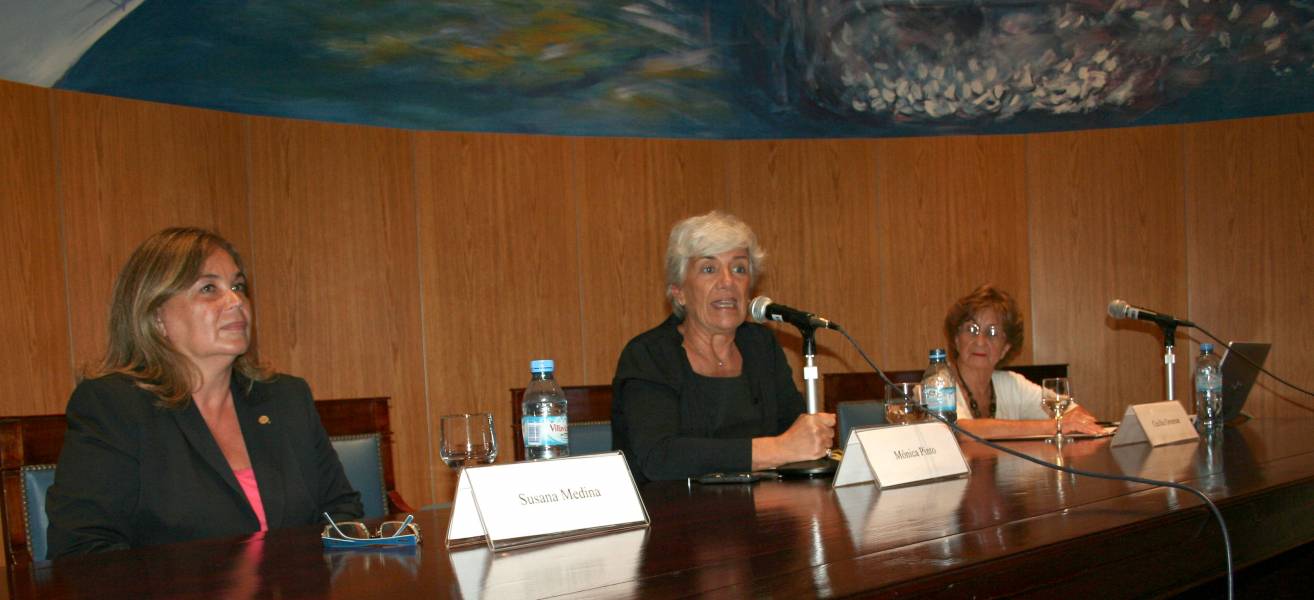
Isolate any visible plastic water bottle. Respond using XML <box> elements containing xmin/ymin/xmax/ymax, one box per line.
<box><xmin>521</xmin><ymin>359</ymin><xmax>569</xmax><ymax>460</ymax></box>
<box><xmin>1194</xmin><ymin>343</ymin><xmax>1223</xmax><ymax>430</ymax></box>
<box><xmin>921</xmin><ymin>348</ymin><xmax>958</xmax><ymax>423</ymax></box>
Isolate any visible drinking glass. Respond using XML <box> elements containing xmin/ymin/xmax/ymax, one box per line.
<box><xmin>1041</xmin><ymin>378</ymin><xmax>1072</xmax><ymax>444</ymax></box>
<box><xmin>439</xmin><ymin>413</ymin><xmax>498</xmax><ymax>469</ymax></box>
<box><xmin>885</xmin><ymin>382</ymin><xmax>923</xmax><ymax>425</ymax></box>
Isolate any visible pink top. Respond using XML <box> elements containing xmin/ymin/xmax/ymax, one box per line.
<box><xmin>233</xmin><ymin>467</ymin><xmax>268</xmax><ymax>532</ymax></box>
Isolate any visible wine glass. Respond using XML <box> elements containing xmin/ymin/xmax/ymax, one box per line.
<box><xmin>1041</xmin><ymin>378</ymin><xmax>1072</xmax><ymax>444</ymax></box>
<box><xmin>439</xmin><ymin>413</ymin><xmax>498</xmax><ymax>469</ymax></box>
<box><xmin>884</xmin><ymin>382</ymin><xmax>923</xmax><ymax>425</ymax></box>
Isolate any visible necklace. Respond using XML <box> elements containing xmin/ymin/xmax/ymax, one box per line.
<box><xmin>688</xmin><ymin>342</ymin><xmax>730</xmax><ymax>368</ymax></box>
<box><xmin>955</xmin><ymin>368</ymin><xmax>996</xmax><ymax>418</ymax></box>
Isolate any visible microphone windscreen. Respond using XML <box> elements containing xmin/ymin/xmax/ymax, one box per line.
<box><xmin>749</xmin><ymin>296</ymin><xmax>772</xmax><ymax>324</ymax></box>
<box><xmin>1108</xmin><ymin>299</ymin><xmax>1131</xmax><ymax>319</ymax></box>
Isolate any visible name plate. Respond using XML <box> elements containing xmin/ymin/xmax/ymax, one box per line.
<box><xmin>446</xmin><ymin>451</ymin><xmax>649</xmax><ymax>551</ymax></box>
<box><xmin>1110</xmin><ymin>401</ymin><xmax>1199</xmax><ymax>447</ymax></box>
<box><xmin>833</xmin><ymin>422</ymin><xmax>969</xmax><ymax>489</ymax></box>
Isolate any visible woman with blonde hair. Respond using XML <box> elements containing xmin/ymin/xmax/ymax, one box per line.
<box><xmin>46</xmin><ymin>227</ymin><xmax>362</xmax><ymax>557</ymax></box>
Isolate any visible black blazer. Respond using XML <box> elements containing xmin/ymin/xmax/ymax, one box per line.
<box><xmin>45</xmin><ymin>372</ymin><xmax>363</xmax><ymax>558</ymax></box>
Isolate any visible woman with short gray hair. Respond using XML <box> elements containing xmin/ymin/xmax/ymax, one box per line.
<box><xmin>612</xmin><ymin>211</ymin><xmax>834</xmax><ymax>482</ymax></box>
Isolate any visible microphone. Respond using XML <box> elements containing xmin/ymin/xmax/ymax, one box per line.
<box><xmin>749</xmin><ymin>296</ymin><xmax>838</xmax><ymax>330</ymax></box>
<box><xmin>1107</xmin><ymin>299</ymin><xmax>1195</xmax><ymax>328</ymax></box>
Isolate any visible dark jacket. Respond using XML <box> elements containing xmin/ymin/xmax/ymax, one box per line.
<box><xmin>45</xmin><ymin>372</ymin><xmax>363</xmax><ymax>558</ymax></box>
<box><xmin>612</xmin><ymin>315</ymin><xmax>805</xmax><ymax>482</ymax></box>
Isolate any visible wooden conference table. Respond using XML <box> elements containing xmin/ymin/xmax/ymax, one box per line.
<box><xmin>7</xmin><ymin>418</ymin><xmax>1314</xmax><ymax>598</ymax></box>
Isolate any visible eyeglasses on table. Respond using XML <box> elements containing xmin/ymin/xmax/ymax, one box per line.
<box><xmin>321</xmin><ymin>512</ymin><xmax>421</xmax><ymax>548</ymax></box>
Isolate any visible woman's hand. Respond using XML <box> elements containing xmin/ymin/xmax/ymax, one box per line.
<box><xmin>1060</xmin><ymin>405</ymin><xmax>1105</xmax><ymax>435</ymax></box>
<box><xmin>752</xmin><ymin>413</ymin><xmax>836</xmax><ymax>469</ymax></box>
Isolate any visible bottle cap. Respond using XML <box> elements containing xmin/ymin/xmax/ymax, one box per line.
<box><xmin>1200</xmin><ymin>343</ymin><xmax>1213</xmax><ymax>354</ymax></box>
<box><xmin>929</xmin><ymin>348</ymin><xmax>946</xmax><ymax>360</ymax></box>
<box><xmin>530</xmin><ymin>359</ymin><xmax>555</xmax><ymax>373</ymax></box>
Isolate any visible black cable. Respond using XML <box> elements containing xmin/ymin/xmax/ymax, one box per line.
<box><xmin>832</xmin><ymin>325</ymin><xmax>1234</xmax><ymax>599</ymax></box>
<box><xmin>1193</xmin><ymin>325</ymin><xmax>1314</xmax><ymax>398</ymax></box>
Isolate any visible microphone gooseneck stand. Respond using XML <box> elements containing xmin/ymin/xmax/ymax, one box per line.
<box><xmin>776</xmin><ymin>324</ymin><xmax>837</xmax><ymax>477</ymax></box>
<box><xmin>803</xmin><ymin>326</ymin><xmax>820</xmax><ymax>413</ymax></box>
<box><xmin>1161</xmin><ymin>323</ymin><xmax>1178</xmax><ymax>401</ymax></box>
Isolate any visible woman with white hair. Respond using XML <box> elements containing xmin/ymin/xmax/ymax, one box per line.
<box><xmin>611</xmin><ymin>211</ymin><xmax>835</xmax><ymax>482</ymax></box>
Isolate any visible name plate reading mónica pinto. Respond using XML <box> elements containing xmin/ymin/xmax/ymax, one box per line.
<box><xmin>1110</xmin><ymin>401</ymin><xmax>1198</xmax><ymax>447</ymax></box>
<box><xmin>833</xmin><ymin>422</ymin><xmax>969</xmax><ymax>489</ymax></box>
<box><xmin>445</xmin><ymin>451</ymin><xmax>649</xmax><ymax>551</ymax></box>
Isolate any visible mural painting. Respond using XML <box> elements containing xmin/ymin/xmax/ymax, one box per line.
<box><xmin>3</xmin><ymin>0</ymin><xmax>1312</xmax><ymax>138</ymax></box>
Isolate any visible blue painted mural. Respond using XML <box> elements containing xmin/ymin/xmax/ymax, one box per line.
<box><xmin>9</xmin><ymin>1</ymin><xmax>1314</xmax><ymax>138</ymax></box>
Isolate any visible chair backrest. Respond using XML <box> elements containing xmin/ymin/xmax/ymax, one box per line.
<box><xmin>835</xmin><ymin>400</ymin><xmax>888</xmax><ymax>445</ymax></box>
<box><xmin>314</xmin><ymin>397</ymin><xmax>413</xmax><ymax>516</ymax></box>
<box><xmin>0</xmin><ymin>396</ymin><xmax>408</xmax><ymax>565</ymax></box>
<box><xmin>567</xmin><ymin>422</ymin><xmax>614</xmax><ymax>457</ymax></box>
<box><xmin>822</xmin><ymin>364</ymin><xmax>1069</xmax><ymax>414</ymax></box>
<box><xmin>0</xmin><ymin>415</ymin><xmax>66</xmax><ymax>565</ymax></box>
<box><xmin>329</xmin><ymin>433</ymin><xmax>388</xmax><ymax>518</ymax></box>
<box><xmin>510</xmin><ymin>384</ymin><xmax>613</xmax><ymax>461</ymax></box>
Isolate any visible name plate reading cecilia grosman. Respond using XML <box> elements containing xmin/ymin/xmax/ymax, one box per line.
<box><xmin>446</xmin><ymin>451</ymin><xmax>649</xmax><ymax>551</ymax></box>
<box><xmin>1110</xmin><ymin>401</ymin><xmax>1199</xmax><ymax>447</ymax></box>
<box><xmin>833</xmin><ymin>422</ymin><xmax>969</xmax><ymax>489</ymax></box>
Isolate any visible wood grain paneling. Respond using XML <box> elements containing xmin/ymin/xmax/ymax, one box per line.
<box><xmin>0</xmin><ymin>81</ymin><xmax>71</xmax><ymax>415</ymax></box>
<box><xmin>574</xmin><ymin>137</ymin><xmax>726</xmax><ymax>383</ymax></box>
<box><xmin>1027</xmin><ymin>126</ymin><xmax>1186</xmax><ymax>420</ymax></box>
<box><xmin>246</xmin><ymin>118</ymin><xmax>430</xmax><ymax>506</ymax></box>
<box><xmin>873</xmin><ymin>135</ymin><xmax>1031</xmax><ymax>372</ymax></box>
<box><xmin>55</xmin><ymin>91</ymin><xmax>250</xmax><ymax>373</ymax></box>
<box><xmin>12</xmin><ymin>83</ymin><xmax>1314</xmax><ymax>506</ymax></box>
<box><xmin>726</xmin><ymin>140</ymin><xmax>883</xmax><ymax>379</ymax></box>
<box><xmin>414</xmin><ymin>132</ymin><xmax>581</xmax><ymax>501</ymax></box>
<box><xmin>1184</xmin><ymin>113</ymin><xmax>1314</xmax><ymax>419</ymax></box>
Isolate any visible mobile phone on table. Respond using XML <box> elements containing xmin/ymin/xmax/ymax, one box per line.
<box><xmin>694</xmin><ymin>472</ymin><xmax>762</xmax><ymax>484</ymax></box>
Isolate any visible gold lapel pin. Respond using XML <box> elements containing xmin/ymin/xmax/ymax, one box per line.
<box><xmin>258</xmin><ymin>415</ymin><xmax>271</xmax><ymax>425</ymax></box>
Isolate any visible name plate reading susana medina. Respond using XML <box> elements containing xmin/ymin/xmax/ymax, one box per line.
<box><xmin>1110</xmin><ymin>401</ymin><xmax>1199</xmax><ymax>447</ymax></box>
<box><xmin>833</xmin><ymin>422</ymin><xmax>969</xmax><ymax>489</ymax></box>
<box><xmin>445</xmin><ymin>451</ymin><xmax>649</xmax><ymax>551</ymax></box>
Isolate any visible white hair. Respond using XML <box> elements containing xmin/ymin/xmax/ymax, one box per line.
<box><xmin>664</xmin><ymin>211</ymin><xmax>766</xmax><ymax>318</ymax></box>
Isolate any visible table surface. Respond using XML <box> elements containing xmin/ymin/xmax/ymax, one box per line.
<box><xmin>8</xmin><ymin>418</ymin><xmax>1314</xmax><ymax>599</ymax></box>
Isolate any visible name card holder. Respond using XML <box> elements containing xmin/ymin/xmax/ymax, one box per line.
<box><xmin>1110</xmin><ymin>401</ymin><xmax>1199</xmax><ymax>447</ymax></box>
<box><xmin>446</xmin><ymin>451</ymin><xmax>650</xmax><ymax>551</ymax></box>
<box><xmin>833</xmin><ymin>422</ymin><xmax>970</xmax><ymax>489</ymax></box>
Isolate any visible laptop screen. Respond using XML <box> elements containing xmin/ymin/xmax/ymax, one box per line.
<box><xmin>1218</xmin><ymin>342</ymin><xmax>1271</xmax><ymax>422</ymax></box>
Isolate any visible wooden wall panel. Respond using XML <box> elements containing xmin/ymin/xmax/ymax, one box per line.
<box><xmin>726</xmin><ymin>140</ymin><xmax>883</xmax><ymax>379</ymax></box>
<box><xmin>246</xmin><ymin>118</ymin><xmax>430</xmax><ymax>506</ymax></box>
<box><xmin>414</xmin><ymin>132</ymin><xmax>580</xmax><ymax>500</ymax></box>
<box><xmin>1027</xmin><ymin>126</ymin><xmax>1186</xmax><ymax>420</ymax></box>
<box><xmin>55</xmin><ymin>91</ymin><xmax>250</xmax><ymax>374</ymax></box>
<box><xmin>873</xmin><ymin>135</ymin><xmax>1031</xmax><ymax>372</ymax></box>
<box><xmin>1184</xmin><ymin>113</ymin><xmax>1314</xmax><ymax>419</ymax></box>
<box><xmin>574</xmin><ymin>137</ymin><xmax>726</xmax><ymax>384</ymax></box>
<box><xmin>0</xmin><ymin>81</ymin><xmax>71</xmax><ymax>415</ymax></box>
<box><xmin>7</xmin><ymin>82</ymin><xmax>1314</xmax><ymax>506</ymax></box>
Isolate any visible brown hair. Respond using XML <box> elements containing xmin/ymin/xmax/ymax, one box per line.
<box><xmin>943</xmin><ymin>284</ymin><xmax>1024</xmax><ymax>365</ymax></box>
<box><xmin>90</xmin><ymin>227</ymin><xmax>268</xmax><ymax>407</ymax></box>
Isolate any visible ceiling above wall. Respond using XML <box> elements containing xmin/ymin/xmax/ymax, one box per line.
<box><xmin>7</xmin><ymin>0</ymin><xmax>1313</xmax><ymax>138</ymax></box>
